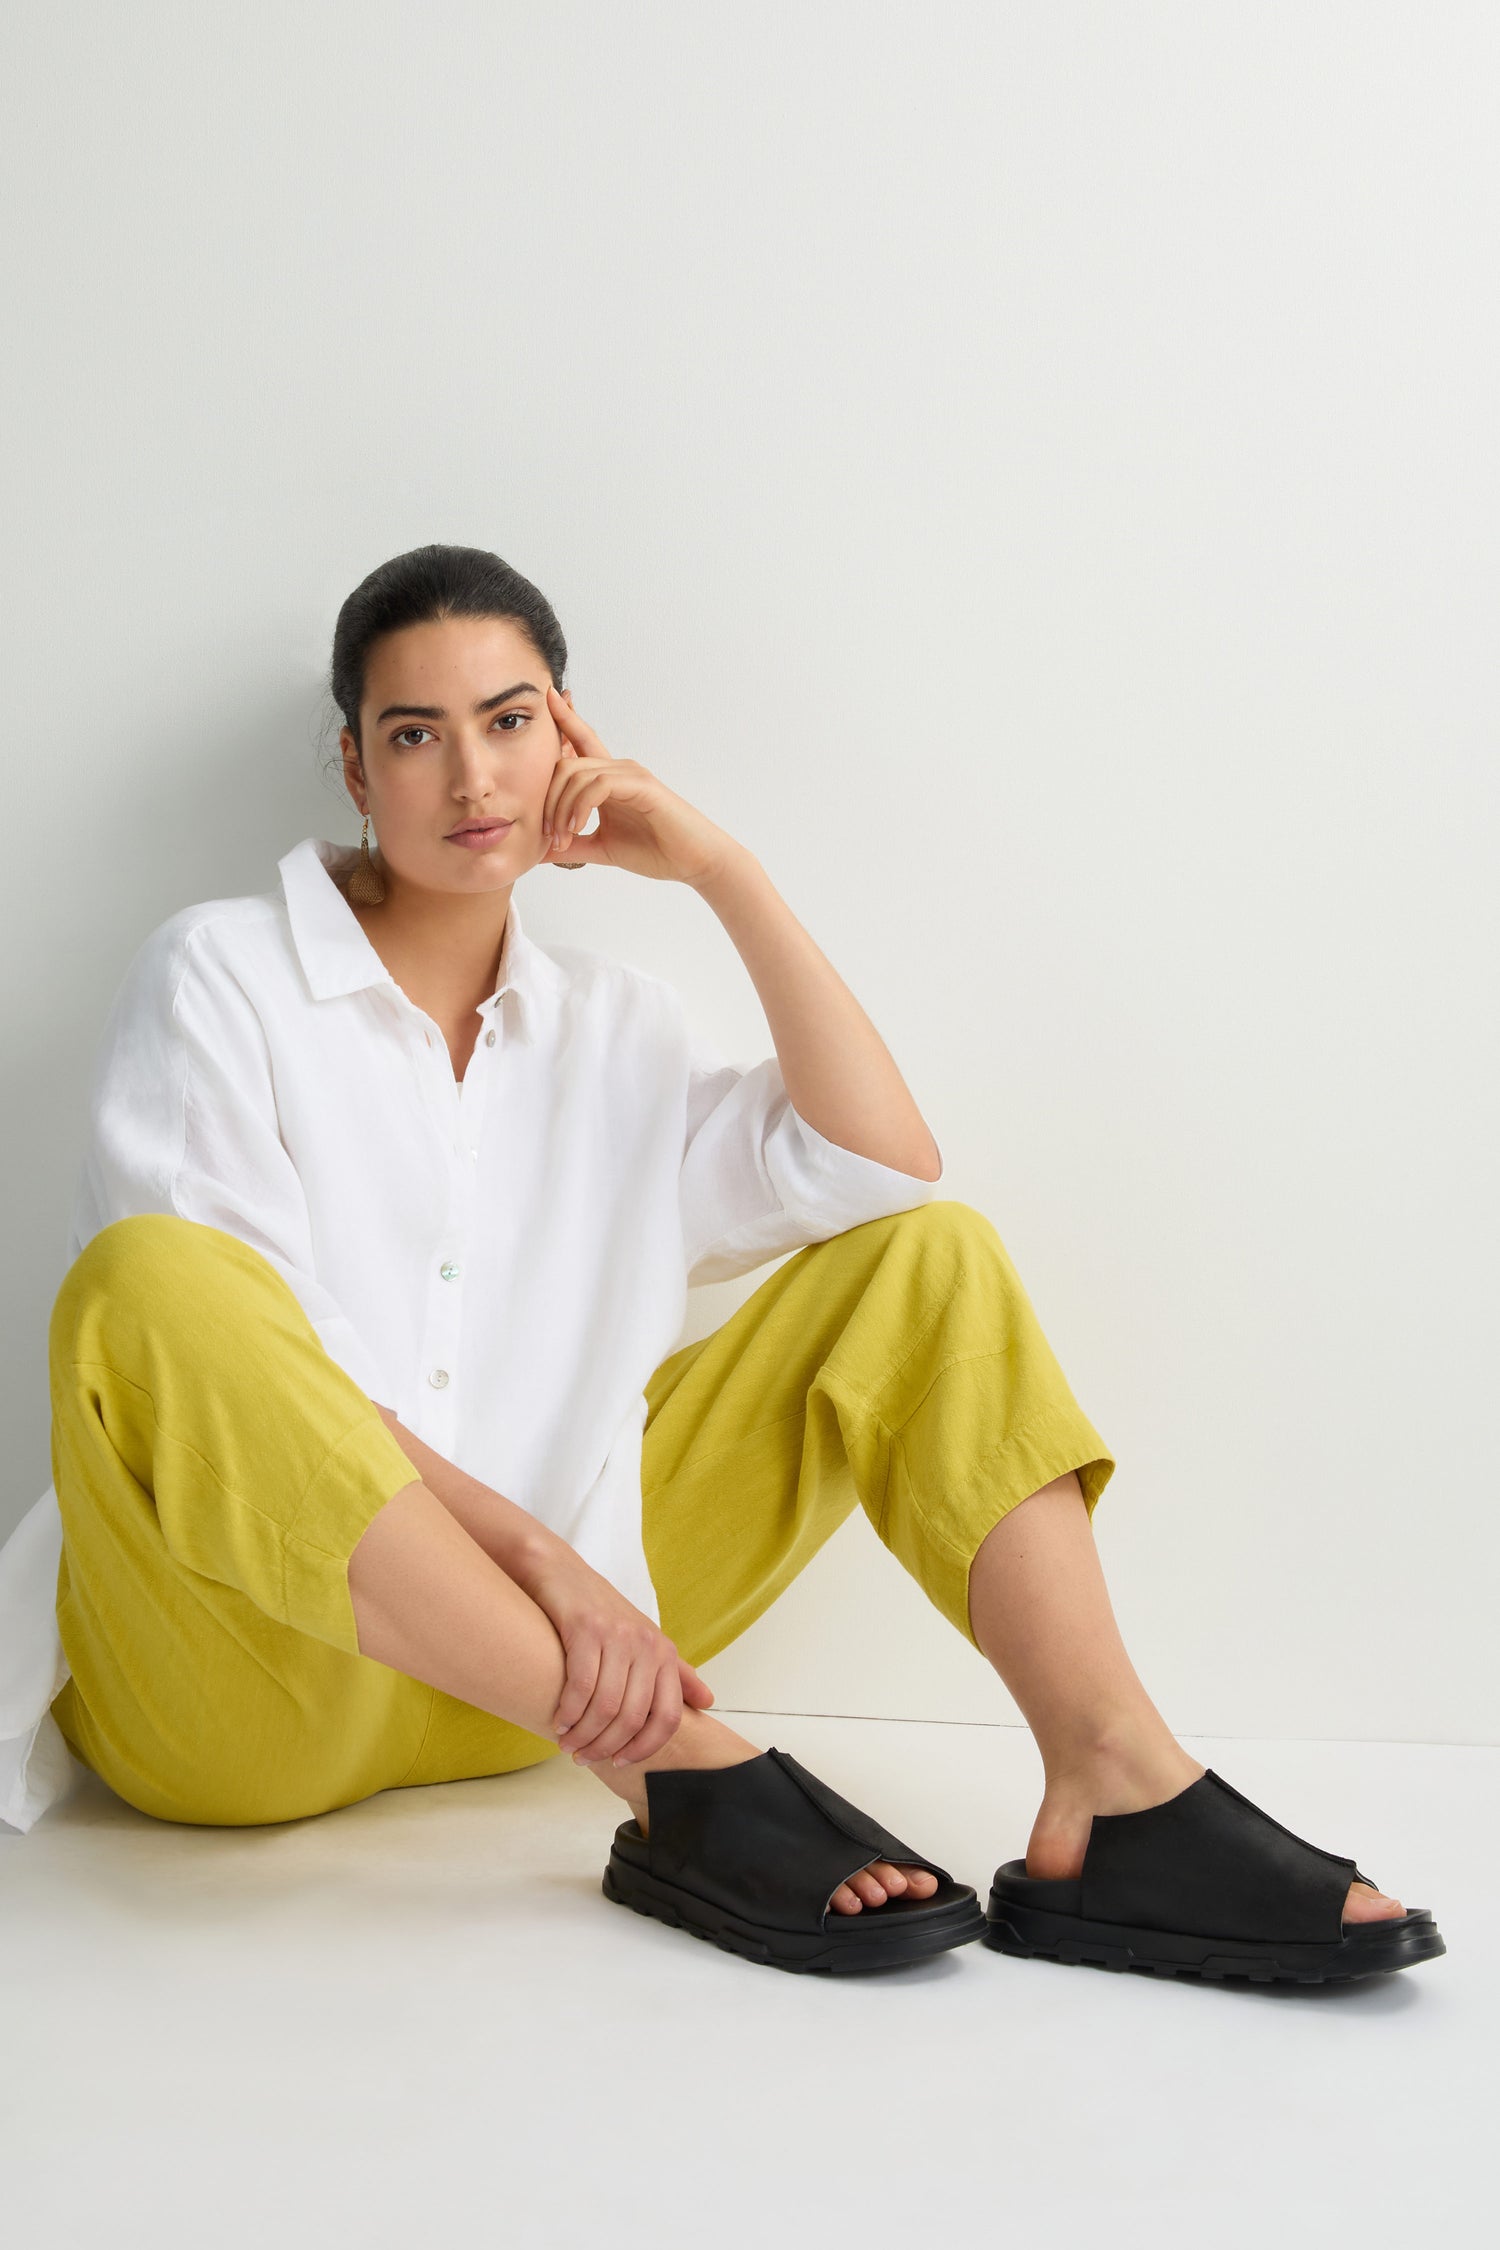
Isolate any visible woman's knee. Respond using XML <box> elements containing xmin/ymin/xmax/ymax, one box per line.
<box><xmin>50</xmin><ymin>1214</ymin><xmax>268</xmax><ymax>1370</ymax></box>
<box><xmin>882</xmin><ymin>1198</ymin><xmax>1012</xmax><ymax>1286</ymax></box>
<box><xmin>895</xmin><ymin>1198</ymin><xmax>998</xmax><ymax>1245</ymax></box>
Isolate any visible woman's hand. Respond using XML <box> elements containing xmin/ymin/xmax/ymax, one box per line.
<box><xmin>541</xmin><ymin>684</ymin><xmax>741</xmax><ymax>888</ymax></box>
<box><xmin>524</xmin><ymin>1545</ymin><xmax>717</xmax><ymax>1767</ymax></box>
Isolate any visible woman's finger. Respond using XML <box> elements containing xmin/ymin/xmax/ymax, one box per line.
<box><xmin>553</xmin><ymin>783</ymin><xmax>603</xmax><ymax>843</ymax></box>
<box><xmin>542</xmin><ymin>750</ymin><xmax>582</xmax><ymax>835</ymax></box>
<box><xmin>551</xmin><ymin>1638</ymin><xmax>601</xmax><ymax>1739</ymax></box>
<box><xmin>610</xmin><ymin>1660</ymin><xmax>684</xmax><ymax>1768</ymax></box>
<box><xmin>547</xmin><ymin>685</ymin><xmax>612</xmax><ymax>757</ymax></box>
<box><xmin>574</xmin><ymin>1656</ymin><xmax>660</xmax><ymax>1766</ymax></box>
<box><xmin>546</xmin><ymin>685</ymin><xmax>581</xmax><ymax>744</ymax></box>
<box><xmin>549</xmin><ymin>765</ymin><xmax>604</xmax><ymax>832</ymax></box>
<box><xmin>560</xmin><ymin>1642</ymin><xmax>631</xmax><ymax>1758</ymax></box>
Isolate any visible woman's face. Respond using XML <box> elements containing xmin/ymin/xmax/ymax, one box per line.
<box><xmin>338</xmin><ymin>613</ymin><xmax>571</xmax><ymax>896</ymax></box>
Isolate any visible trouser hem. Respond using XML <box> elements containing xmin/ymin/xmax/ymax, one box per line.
<box><xmin>281</xmin><ymin>1414</ymin><xmax>424</xmax><ymax>1654</ymax></box>
<box><xmin>885</xmin><ymin>1403</ymin><xmax>1118</xmax><ymax>1649</ymax></box>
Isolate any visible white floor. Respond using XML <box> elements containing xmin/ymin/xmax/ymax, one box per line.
<box><xmin>1</xmin><ymin>1717</ymin><xmax>1487</xmax><ymax>2250</ymax></box>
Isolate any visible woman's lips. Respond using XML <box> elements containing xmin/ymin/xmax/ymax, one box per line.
<box><xmin>446</xmin><ymin>821</ymin><xmax>516</xmax><ymax>850</ymax></box>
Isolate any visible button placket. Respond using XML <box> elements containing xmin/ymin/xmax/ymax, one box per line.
<box><xmin>425</xmin><ymin>1192</ymin><xmax>467</xmax><ymax>1425</ymax></box>
<box><xmin>419</xmin><ymin>993</ymin><xmax>499</xmax><ymax>1436</ymax></box>
<box><xmin>403</xmin><ymin>1005</ymin><xmax>464</xmax><ymax>1443</ymax></box>
<box><xmin>456</xmin><ymin>1000</ymin><xmax>496</xmax><ymax>1163</ymax></box>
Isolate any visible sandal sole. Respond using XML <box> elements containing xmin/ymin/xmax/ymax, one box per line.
<box><xmin>982</xmin><ymin>1893</ymin><xmax>1447</xmax><ymax>1984</ymax></box>
<box><xmin>603</xmin><ymin>1856</ymin><xmax>989</xmax><ymax>1974</ymax></box>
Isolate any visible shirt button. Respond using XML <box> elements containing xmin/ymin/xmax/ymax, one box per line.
<box><xmin>428</xmin><ymin>1368</ymin><xmax>450</xmax><ymax>1389</ymax></box>
<box><xmin>468</xmin><ymin>1146</ymin><xmax>479</xmax><ymax>1159</ymax></box>
<box><xmin>440</xmin><ymin>1261</ymin><xmax>460</xmax><ymax>1281</ymax></box>
<box><xmin>486</xmin><ymin>1029</ymin><xmax>496</xmax><ymax>1046</ymax></box>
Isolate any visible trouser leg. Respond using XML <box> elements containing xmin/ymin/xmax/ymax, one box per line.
<box><xmin>641</xmin><ymin>1199</ymin><xmax>1116</xmax><ymax>1664</ymax></box>
<box><xmin>47</xmin><ymin>1213</ymin><xmax>431</xmax><ymax>1826</ymax></box>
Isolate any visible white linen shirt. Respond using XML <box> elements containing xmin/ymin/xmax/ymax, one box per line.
<box><xmin>0</xmin><ymin>835</ymin><xmax>942</xmax><ymax>1832</ymax></box>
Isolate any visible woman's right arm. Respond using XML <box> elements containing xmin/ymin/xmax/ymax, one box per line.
<box><xmin>368</xmin><ymin>1401</ymin><xmax>713</xmax><ymax>1765</ymax></box>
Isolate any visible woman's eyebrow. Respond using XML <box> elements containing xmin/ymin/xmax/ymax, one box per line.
<box><xmin>374</xmin><ymin>682</ymin><xmax>543</xmax><ymax>724</ymax></box>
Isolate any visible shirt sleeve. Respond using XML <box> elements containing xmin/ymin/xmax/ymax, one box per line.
<box><xmin>678</xmin><ymin>1027</ymin><xmax>946</xmax><ymax>1287</ymax></box>
<box><xmin>70</xmin><ymin>916</ymin><xmax>388</xmax><ymax>1403</ymax></box>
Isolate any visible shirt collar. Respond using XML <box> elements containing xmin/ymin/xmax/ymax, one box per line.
<box><xmin>276</xmin><ymin>835</ymin><xmax>567</xmax><ymax>1040</ymax></box>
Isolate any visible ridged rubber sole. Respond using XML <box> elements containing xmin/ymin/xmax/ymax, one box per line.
<box><xmin>982</xmin><ymin>1893</ymin><xmax>1447</xmax><ymax>1984</ymax></box>
<box><xmin>603</xmin><ymin>1857</ymin><xmax>989</xmax><ymax>1974</ymax></box>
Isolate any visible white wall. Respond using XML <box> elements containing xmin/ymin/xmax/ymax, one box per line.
<box><xmin>3</xmin><ymin>2</ymin><xmax>1495</xmax><ymax>1744</ymax></box>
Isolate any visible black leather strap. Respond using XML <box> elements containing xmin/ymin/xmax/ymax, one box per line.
<box><xmin>1079</xmin><ymin>1770</ymin><xmax>1361</xmax><ymax>1943</ymax></box>
<box><xmin>643</xmin><ymin>1747</ymin><xmax>950</xmax><ymax>1934</ymax></box>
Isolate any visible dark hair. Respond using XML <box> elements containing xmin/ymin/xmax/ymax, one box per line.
<box><xmin>329</xmin><ymin>543</ymin><xmax>569</xmax><ymax>761</ymax></box>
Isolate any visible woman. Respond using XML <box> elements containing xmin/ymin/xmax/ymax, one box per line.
<box><xmin>12</xmin><ymin>544</ymin><xmax>1442</xmax><ymax>1980</ymax></box>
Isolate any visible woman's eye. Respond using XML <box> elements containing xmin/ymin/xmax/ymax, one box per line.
<box><xmin>389</xmin><ymin>713</ymin><xmax>526</xmax><ymax>748</ymax></box>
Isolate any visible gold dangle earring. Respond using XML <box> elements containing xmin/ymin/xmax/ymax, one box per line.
<box><xmin>347</xmin><ymin>813</ymin><xmax>387</xmax><ymax>904</ymax></box>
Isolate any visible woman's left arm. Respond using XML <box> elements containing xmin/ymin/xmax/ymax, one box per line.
<box><xmin>540</xmin><ymin>685</ymin><xmax>942</xmax><ymax>1181</ymax></box>
<box><xmin>689</xmin><ymin>845</ymin><xmax>943</xmax><ymax>1182</ymax></box>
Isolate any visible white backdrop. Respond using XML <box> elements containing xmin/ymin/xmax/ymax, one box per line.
<box><xmin>3</xmin><ymin>1</ymin><xmax>1494</xmax><ymax>1746</ymax></box>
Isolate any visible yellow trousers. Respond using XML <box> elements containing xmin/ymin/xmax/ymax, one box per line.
<box><xmin>47</xmin><ymin>1203</ymin><xmax>1115</xmax><ymax>1827</ymax></box>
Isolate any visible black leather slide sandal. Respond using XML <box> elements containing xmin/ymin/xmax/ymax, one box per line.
<box><xmin>983</xmin><ymin>1769</ymin><xmax>1446</xmax><ymax>1984</ymax></box>
<box><xmin>602</xmin><ymin>1746</ymin><xmax>988</xmax><ymax>1973</ymax></box>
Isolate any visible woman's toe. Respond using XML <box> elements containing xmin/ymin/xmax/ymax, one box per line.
<box><xmin>1343</xmin><ymin>1878</ymin><xmax>1405</xmax><ymax>1923</ymax></box>
<box><xmin>827</xmin><ymin>1861</ymin><xmax>941</xmax><ymax>1913</ymax></box>
<box><xmin>858</xmin><ymin>1860</ymin><xmax>940</xmax><ymax>1904</ymax></box>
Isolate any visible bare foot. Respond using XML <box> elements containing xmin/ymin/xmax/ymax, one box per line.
<box><xmin>1024</xmin><ymin>1730</ymin><xmax>1404</xmax><ymax>1924</ymax></box>
<box><xmin>579</xmin><ymin>1709</ymin><xmax>940</xmax><ymax>1915</ymax></box>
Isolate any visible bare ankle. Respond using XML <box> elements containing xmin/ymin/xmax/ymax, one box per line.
<box><xmin>647</xmin><ymin>1707</ymin><xmax>763</xmax><ymax>1771</ymax></box>
<box><xmin>1040</xmin><ymin>1709</ymin><xmax>1202</xmax><ymax>1813</ymax></box>
<box><xmin>582</xmin><ymin>1708</ymin><xmax>765</xmax><ymax>1832</ymax></box>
